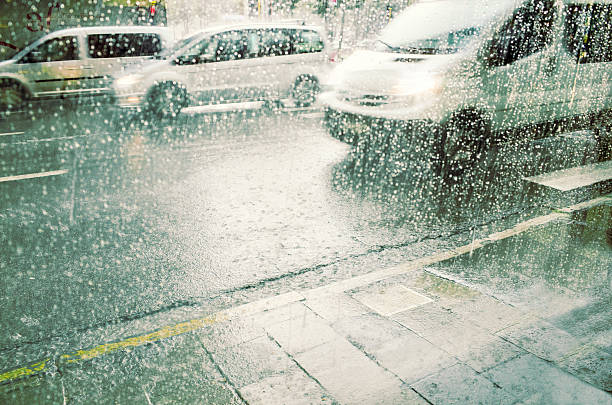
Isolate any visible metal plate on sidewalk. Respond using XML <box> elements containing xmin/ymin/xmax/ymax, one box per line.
<box><xmin>353</xmin><ymin>284</ymin><xmax>433</xmax><ymax>317</ymax></box>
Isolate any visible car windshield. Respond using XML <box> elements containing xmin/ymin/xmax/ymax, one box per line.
<box><xmin>376</xmin><ymin>0</ymin><xmax>516</xmax><ymax>54</ymax></box>
<box><xmin>156</xmin><ymin>32</ymin><xmax>203</xmax><ymax>59</ymax></box>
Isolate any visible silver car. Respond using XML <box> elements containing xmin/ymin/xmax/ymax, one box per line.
<box><xmin>113</xmin><ymin>21</ymin><xmax>331</xmax><ymax>117</ymax></box>
<box><xmin>322</xmin><ymin>0</ymin><xmax>612</xmax><ymax>179</ymax></box>
<box><xmin>0</xmin><ymin>26</ymin><xmax>173</xmax><ymax>111</ymax></box>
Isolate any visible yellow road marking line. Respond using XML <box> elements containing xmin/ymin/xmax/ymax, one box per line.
<box><xmin>0</xmin><ymin>359</ymin><xmax>50</xmax><ymax>383</ymax></box>
<box><xmin>1</xmin><ymin>194</ymin><xmax>610</xmax><ymax>385</ymax></box>
<box><xmin>60</xmin><ymin>315</ymin><xmax>224</xmax><ymax>363</ymax></box>
<box><xmin>0</xmin><ymin>315</ymin><xmax>223</xmax><ymax>384</ymax></box>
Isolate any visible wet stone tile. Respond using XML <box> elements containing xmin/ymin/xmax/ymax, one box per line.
<box><xmin>548</xmin><ymin>298</ymin><xmax>612</xmax><ymax>347</ymax></box>
<box><xmin>370</xmin><ymin>333</ymin><xmax>458</xmax><ymax>384</ymax></box>
<box><xmin>392</xmin><ymin>302</ymin><xmax>461</xmax><ymax>336</ymax></box>
<box><xmin>238</xmin><ymin>370</ymin><xmax>332</xmax><ymax>405</ymax></box>
<box><xmin>496</xmin><ymin>318</ymin><xmax>583</xmax><ymax>361</ymax></box>
<box><xmin>265</xmin><ymin>310</ymin><xmax>339</xmax><ymax>355</ymax></box>
<box><xmin>211</xmin><ymin>335</ymin><xmax>297</xmax><ymax>388</ymax></box>
<box><xmin>593</xmin><ymin>331</ymin><xmax>612</xmax><ymax>355</ymax></box>
<box><xmin>248</xmin><ymin>302</ymin><xmax>311</xmax><ymax>328</ymax></box>
<box><xmin>459</xmin><ymin>337</ymin><xmax>524</xmax><ymax>373</ymax></box>
<box><xmin>360</xmin><ymin>383</ymin><xmax>429</xmax><ymax>405</ymax></box>
<box><xmin>412</xmin><ymin>363</ymin><xmax>517</xmax><ymax>405</ymax></box>
<box><xmin>446</xmin><ymin>294</ymin><xmax>526</xmax><ymax>333</ymax></box>
<box><xmin>484</xmin><ymin>354</ymin><xmax>612</xmax><ymax>405</ymax></box>
<box><xmin>425</xmin><ymin>321</ymin><xmax>523</xmax><ymax>373</ymax></box>
<box><xmin>332</xmin><ymin>312</ymin><xmax>411</xmax><ymax>352</ymax></box>
<box><xmin>556</xmin><ymin>345</ymin><xmax>612</xmax><ymax>392</ymax></box>
<box><xmin>304</xmin><ymin>292</ymin><xmax>369</xmax><ymax>323</ymax></box>
<box><xmin>294</xmin><ymin>338</ymin><xmax>406</xmax><ymax>404</ymax></box>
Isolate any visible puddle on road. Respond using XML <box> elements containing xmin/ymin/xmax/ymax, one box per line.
<box><xmin>431</xmin><ymin>204</ymin><xmax>611</xmax><ymax>297</ymax></box>
<box><xmin>414</xmin><ymin>272</ymin><xmax>481</xmax><ymax>300</ymax></box>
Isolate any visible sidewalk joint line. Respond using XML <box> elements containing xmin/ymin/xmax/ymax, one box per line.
<box><xmin>265</xmin><ymin>331</ymin><xmax>336</xmax><ymax>404</ymax></box>
<box><xmin>197</xmin><ymin>334</ymin><xmax>248</xmax><ymax>404</ymax></box>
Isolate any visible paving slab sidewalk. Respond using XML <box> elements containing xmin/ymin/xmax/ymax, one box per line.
<box><xmin>187</xmin><ymin>200</ymin><xmax>612</xmax><ymax>404</ymax></box>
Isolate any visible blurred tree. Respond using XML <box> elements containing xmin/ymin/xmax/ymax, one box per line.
<box><xmin>313</xmin><ymin>0</ymin><xmax>366</xmax><ymax>16</ymax></box>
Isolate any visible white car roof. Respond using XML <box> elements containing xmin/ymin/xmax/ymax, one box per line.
<box><xmin>11</xmin><ymin>26</ymin><xmax>173</xmax><ymax>61</ymax></box>
<box><xmin>42</xmin><ymin>25</ymin><xmax>172</xmax><ymax>38</ymax></box>
<box><xmin>563</xmin><ymin>0</ymin><xmax>611</xmax><ymax>3</ymax></box>
<box><xmin>197</xmin><ymin>21</ymin><xmax>325</xmax><ymax>37</ymax></box>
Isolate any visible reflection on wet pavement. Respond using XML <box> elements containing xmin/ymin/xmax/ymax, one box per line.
<box><xmin>435</xmin><ymin>204</ymin><xmax>611</xmax><ymax>296</ymax></box>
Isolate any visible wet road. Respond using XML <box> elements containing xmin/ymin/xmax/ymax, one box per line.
<box><xmin>0</xmin><ymin>99</ymin><xmax>601</xmax><ymax>368</ymax></box>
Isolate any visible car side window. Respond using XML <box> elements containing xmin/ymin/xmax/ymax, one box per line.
<box><xmin>488</xmin><ymin>0</ymin><xmax>556</xmax><ymax>67</ymax></box>
<box><xmin>175</xmin><ymin>38</ymin><xmax>212</xmax><ymax>65</ymax></box>
<box><xmin>20</xmin><ymin>36</ymin><xmax>79</xmax><ymax>63</ymax></box>
<box><xmin>88</xmin><ymin>33</ymin><xmax>162</xmax><ymax>58</ymax></box>
<box><xmin>564</xmin><ymin>4</ymin><xmax>612</xmax><ymax>64</ymax></box>
<box><xmin>260</xmin><ymin>29</ymin><xmax>291</xmax><ymax>57</ymax></box>
<box><xmin>214</xmin><ymin>31</ymin><xmax>247</xmax><ymax>61</ymax></box>
<box><xmin>127</xmin><ymin>34</ymin><xmax>162</xmax><ymax>56</ymax></box>
<box><xmin>294</xmin><ymin>30</ymin><xmax>324</xmax><ymax>54</ymax></box>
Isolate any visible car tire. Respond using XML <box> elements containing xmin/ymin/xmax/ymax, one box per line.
<box><xmin>592</xmin><ymin>111</ymin><xmax>611</xmax><ymax>162</ymax></box>
<box><xmin>0</xmin><ymin>80</ymin><xmax>27</xmax><ymax>113</ymax></box>
<box><xmin>435</xmin><ymin>113</ymin><xmax>492</xmax><ymax>182</ymax></box>
<box><xmin>147</xmin><ymin>82</ymin><xmax>187</xmax><ymax>118</ymax></box>
<box><xmin>291</xmin><ymin>76</ymin><xmax>319</xmax><ymax>108</ymax></box>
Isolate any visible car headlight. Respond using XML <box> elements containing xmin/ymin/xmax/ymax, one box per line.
<box><xmin>322</xmin><ymin>66</ymin><xmax>346</xmax><ymax>92</ymax></box>
<box><xmin>115</xmin><ymin>74</ymin><xmax>144</xmax><ymax>88</ymax></box>
<box><xmin>389</xmin><ymin>74</ymin><xmax>442</xmax><ymax>98</ymax></box>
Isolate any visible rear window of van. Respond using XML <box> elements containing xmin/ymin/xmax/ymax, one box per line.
<box><xmin>294</xmin><ymin>30</ymin><xmax>325</xmax><ymax>54</ymax></box>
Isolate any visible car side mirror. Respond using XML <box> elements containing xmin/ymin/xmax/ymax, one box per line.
<box><xmin>20</xmin><ymin>50</ymin><xmax>41</xmax><ymax>64</ymax></box>
<box><xmin>172</xmin><ymin>55</ymin><xmax>192</xmax><ymax>65</ymax></box>
<box><xmin>200</xmin><ymin>53</ymin><xmax>214</xmax><ymax>63</ymax></box>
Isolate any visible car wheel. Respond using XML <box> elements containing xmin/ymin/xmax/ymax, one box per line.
<box><xmin>291</xmin><ymin>76</ymin><xmax>319</xmax><ymax>107</ymax></box>
<box><xmin>592</xmin><ymin>111</ymin><xmax>611</xmax><ymax>161</ymax></box>
<box><xmin>0</xmin><ymin>80</ymin><xmax>26</xmax><ymax>112</ymax></box>
<box><xmin>435</xmin><ymin>114</ymin><xmax>491</xmax><ymax>182</ymax></box>
<box><xmin>147</xmin><ymin>82</ymin><xmax>187</xmax><ymax>118</ymax></box>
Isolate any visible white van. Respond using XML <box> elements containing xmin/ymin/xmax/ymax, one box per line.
<box><xmin>113</xmin><ymin>21</ymin><xmax>330</xmax><ymax>117</ymax></box>
<box><xmin>321</xmin><ymin>0</ymin><xmax>612</xmax><ymax>180</ymax></box>
<box><xmin>0</xmin><ymin>26</ymin><xmax>173</xmax><ymax>111</ymax></box>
